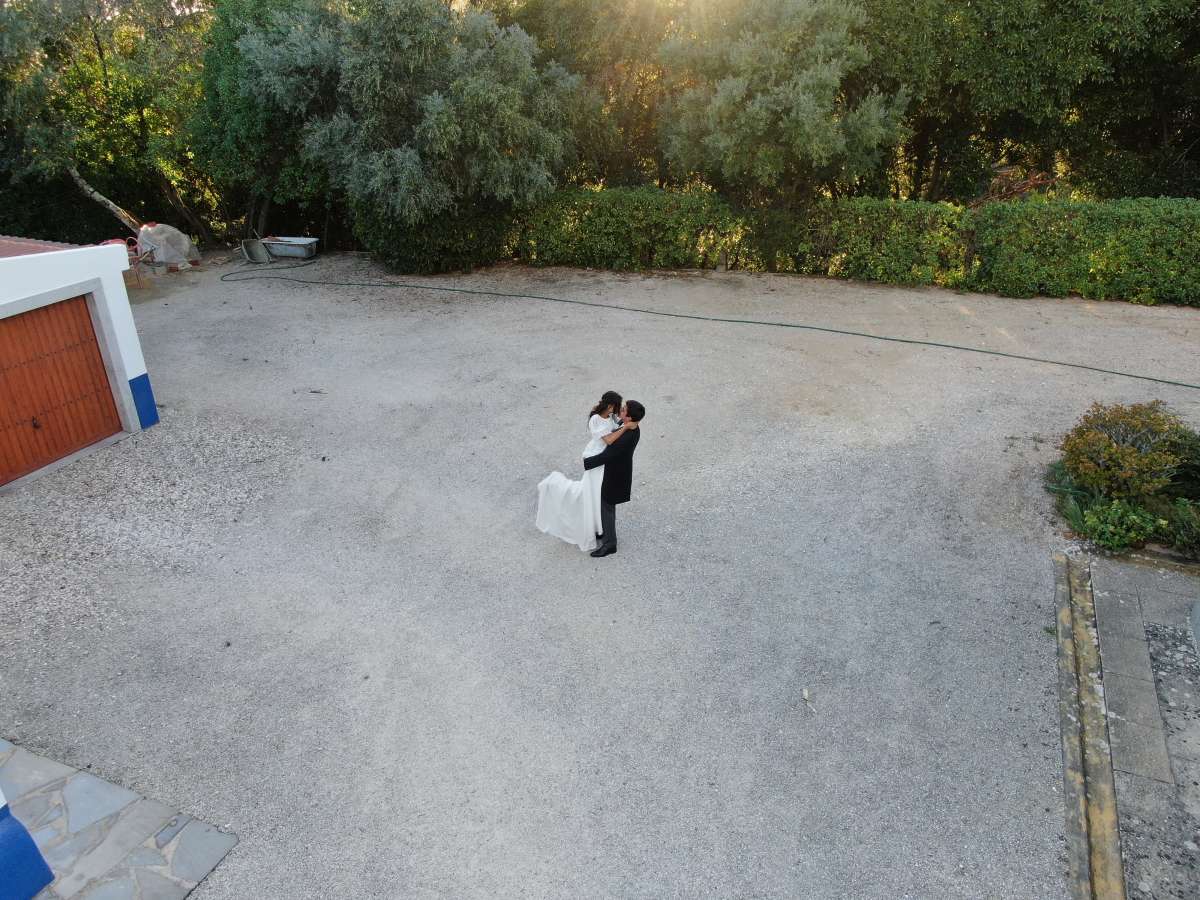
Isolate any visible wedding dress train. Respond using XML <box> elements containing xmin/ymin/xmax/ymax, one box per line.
<box><xmin>536</xmin><ymin>414</ymin><xmax>610</xmax><ymax>552</ymax></box>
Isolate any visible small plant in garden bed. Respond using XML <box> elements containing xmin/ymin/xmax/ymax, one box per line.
<box><xmin>1080</xmin><ymin>500</ymin><xmax>1164</xmax><ymax>552</ymax></box>
<box><xmin>1048</xmin><ymin>401</ymin><xmax>1200</xmax><ymax>557</ymax></box>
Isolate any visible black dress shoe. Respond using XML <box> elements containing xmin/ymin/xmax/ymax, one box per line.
<box><xmin>590</xmin><ymin>546</ymin><xmax>616</xmax><ymax>558</ymax></box>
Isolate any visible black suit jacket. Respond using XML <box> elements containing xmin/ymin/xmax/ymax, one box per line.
<box><xmin>583</xmin><ymin>427</ymin><xmax>640</xmax><ymax>504</ymax></box>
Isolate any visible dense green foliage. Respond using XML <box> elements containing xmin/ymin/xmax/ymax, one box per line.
<box><xmin>238</xmin><ymin>0</ymin><xmax>576</xmax><ymax>262</ymax></box>
<box><xmin>745</xmin><ymin>200</ymin><xmax>965</xmax><ymax>283</ymax></box>
<box><xmin>1</xmin><ymin>0</ymin><xmax>215</xmax><ymax>241</ymax></box>
<box><xmin>1166</xmin><ymin>429</ymin><xmax>1200</xmax><ymax>501</ymax></box>
<box><xmin>1048</xmin><ymin>403</ymin><xmax>1200</xmax><ymax>557</ymax></box>
<box><xmin>1162</xmin><ymin>499</ymin><xmax>1200</xmax><ymax>558</ymax></box>
<box><xmin>1081</xmin><ymin>501</ymin><xmax>1163</xmax><ymax>553</ymax></box>
<box><xmin>481</xmin><ymin>0</ymin><xmax>677</xmax><ymax>186</ymax></box>
<box><xmin>501</xmin><ymin>188</ymin><xmax>1200</xmax><ymax>305</ymax></box>
<box><xmin>2</xmin><ymin>0</ymin><xmax>1200</xmax><ymax>276</ymax></box>
<box><xmin>967</xmin><ymin>199</ymin><xmax>1200</xmax><ymax>303</ymax></box>
<box><xmin>357</xmin><ymin>203</ymin><xmax>519</xmax><ymax>274</ymax></box>
<box><xmin>194</xmin><ymin>0</ymin><xmax>328</xmax><ymax>236</ymax></box>
<box><xmin>659</xmin><ymin>0</ymin><xmax>905</xmax><ymax>207</ymax></box>
<box><xmin>516</xmin><ymin>187</ymin><xmax>735</xmax><ymax>269</ymax></box>
<box><xmin>1060</xmin><ymin>402</ymin><xmax>1186</xmax><ymax>501</ymax></box>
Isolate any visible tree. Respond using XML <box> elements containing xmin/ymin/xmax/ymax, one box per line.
<box><xmin>481</xmin><ymin>0</ymin><xmax>681</xmax><ymax>186</ymax></box>
<box><xmin>1060</xmin><ymin>3</ymin><xmax>1200</xmax><ymax>198</ymax></box>
<box><xmin>240</xmin><ymin>0</ymin><xmax>577</xmax><ymax>266</ymax></box>
<box><xmin>659</xmin><ymin>0</ymin><xmax>906</xmax><ymax>209</ymax></box>
<box><xmin>857</xmin><ymin>0</ymin><xmax>1199</xmax><ymax>201</ymax></box>
<box><xmin>0</xmin><ymin>0</ymin><xmax>215</xmax><ymax>239</ymax></box>
<box><xmin>195</xmin><ymin>0</ymin><xmax>328</xmax><ymax>236</ymax></box>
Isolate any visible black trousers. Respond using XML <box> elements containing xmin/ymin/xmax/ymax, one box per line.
<box><xmin>599</xmin><ymin>500</ymin><xmax>617</xmax><ymax>550</ymax></box>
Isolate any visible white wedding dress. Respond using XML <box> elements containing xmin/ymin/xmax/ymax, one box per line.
<box><xmin>536</xmin><ymin>414</ymin><xmax>613</xmax><ymax>551</ymax></box>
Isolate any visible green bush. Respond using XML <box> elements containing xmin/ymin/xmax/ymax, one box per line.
<box><xmin>738</xmin><ymin>200</ymin><xmax>964</xmax><ymax>284</ymax></box>
<box><xmin>352</xmin><ymin>201</ymin><xmax>517</xmax><ymax>274</ymax></box>
<box><xmin>514</xmin><ymin>187</ymin><xmax>738</xmax><ymax>270</ymax></box>
<box><xmin>1049</xmin><ymin>403</ymin><xmax>1200</xmax><ymax>555</ymax></box>
<box><xmin>1081</xmin><ymin>500</ymin><xmax>1162</xmax><ymax>551</ymax></box>
<box><xmin>966</xmin><ymin>197</ymin><xmax>1200</xmax><ymax>305</ymax></box>
<box><xmin>1060</xmin><ymin>401</ymin><xmax>1185</xmax><ymax>500</ymax></box>
<box><xmin>1163</xmin><ymin>499</ymin><xmax>1200</xmax><ymax>559</ymax></box>
<box><xmin>1165</xmin><ymin>427</ymin><xmax>1200</xmax><ymax>501</ymax></box>
<box><xmin>1045</xmin><ymin>460</ymin><xmax>1101</xmax><ymax>534</ymax></box>
<box><xmin>808</xmin><ymin>199</ymin><xmax>966</xmax><ymax>287</ymax></box>
<box><xmin>507</xmin><ymin>190</ymin><xmax>1200</xmax><ymax>306</ymax></box>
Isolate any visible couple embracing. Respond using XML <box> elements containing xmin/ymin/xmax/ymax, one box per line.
<box><xmin>536</xmin><ymin>391</ymin><xmax>646</xmax><ymax>558</ymax></box>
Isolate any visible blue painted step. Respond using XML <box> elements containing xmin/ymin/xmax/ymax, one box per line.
<box><xmin>0</xmin><ymin>800</ymin><xmax>53</xmax><ymax>900</ymax></box>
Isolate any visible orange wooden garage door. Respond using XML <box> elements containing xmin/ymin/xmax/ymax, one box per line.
<box><xmin>0</xmin><ymin>296</ymin><xmax>122</xmax><ymax>485</ymax></box>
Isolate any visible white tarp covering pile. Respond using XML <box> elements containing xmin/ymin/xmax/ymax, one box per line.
<box><xmin>137</xmin><ymin>223</ymin><xmax>200</xmax><ymax>269</ymax></box>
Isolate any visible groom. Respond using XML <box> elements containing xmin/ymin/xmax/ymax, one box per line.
<box><xmin>584</xmin><ymin>400</ymin><xmax>645</xmax><ymax>558</ymax></box>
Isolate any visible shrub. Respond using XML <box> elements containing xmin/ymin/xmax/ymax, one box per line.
<box><xmin>1165</xmin><ymin>427</ymin><xmax>1200</xmax><ymax>501</ymax></box>
<box><xmin>1081</xmin><ymin>500</ymin><xmax>1162</xmax><ymax>551</ymax></box>
<box><xmin>966</xmin><ymin>197</ymin><xmax>1200</xmax><ymax>304</ymax></box>
<box><xmin>809</xmin><ymin>199</ymin><xmax>966</xmax><ymax>287</ymax></box>
<box><xmin>514</xmin><ymin>187</ymin><xmax>738</xmax><ymax>270</ymax></box>
<box><xmin>508</xmin><ymin>190</ymin><xmax>1200</xmax><ymax>306</ymax></box>
<box><xmin>1060</xmin><ymin>401</ymin><xmax>1184</xmax><ymax>500</ymax></box>
<box><xmin>1163</xmin><ymin>499</ymin><xmax>1200</xmax><ymax>559</ymax></box>
<box><xmin>738</xmin><ymin>200</ymin><xmax>965</xmax><ymax>284</ymax></box>
<box><xmin>242</xmin><ymin>0</ymin><xmax>575</xmax><ymax>275</ymax></box>
<box><xmin>353</xmin><ymin>200</ymin><xmax>516</xmax><ymax>273</ymax></box>
<box><xmin>1044</xmin><ymin>460</ymin><xmax>1100</xmax><ymax>535</ymax></box>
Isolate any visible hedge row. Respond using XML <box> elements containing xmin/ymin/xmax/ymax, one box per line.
<box><xmin>967</xmin><ymin>199</ymin><xmax>1200</xmax><ymax>304</ymax></box>
<box><xmin>514</xmin><ymin>187</ymin><xmax>738</xmax><ymax>270</ymax></box>
<box><xmin>500</xmin><ymin>189</ymin><xmax>1200</xmax><ymax>306</ymax></box>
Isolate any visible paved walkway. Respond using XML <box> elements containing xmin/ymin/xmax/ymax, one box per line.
<box><xmin>1091</xmin><ymin>557</ymin><xmax>1200</xmax><ymax>899</ymax></box>
<box><xmin>0</xmin><ymin>739</ymin><xmax>235</xmax><ymax>899</ymax></box>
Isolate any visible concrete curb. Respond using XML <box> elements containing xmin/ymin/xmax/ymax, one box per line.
<box><xmin>1055</xmin><ymin>554</ymin><xmax>1091</xmax><ymax>898</ymax></box>
<box><xmin>1123</xmin><ymin>550</ymin><xmax>1200</xmax><ymax>577</ymax></box>
<box><xmin>1054</xmin><ymin>553</ymin><xmax>1126</xmax><ymax>900</ymax></box>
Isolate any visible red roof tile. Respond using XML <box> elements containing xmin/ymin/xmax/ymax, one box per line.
<box><xmin>0</xmin><ymin>235</ymin><xmax>81</xmax><ymax>259</ymax></box>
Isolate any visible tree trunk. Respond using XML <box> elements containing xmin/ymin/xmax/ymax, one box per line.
<box><xmin>157</xmin><ymin>174</ymin><xmax>213</xmax><ymax>245</ymax></box>
<box><xmin>68</xmin><ymin>167</ymin><xmax>141</xmax><ymax>235</ymax></box>
<box><xmin>245</xmin><ymin>197</ymin><xmax>260</xmax><ymax>238</ymax></box>
<box><xmin>910</xmin><ymin>124</ymin><xmax>931</xmax><ymax>200</ymax></box>
<box><xmin>256</xmin><ymin>196</ymin><xmax>272</xmax><ymax>237</ymax></box>
<box><xmin>927</xmin><ymin>148</ymin><xmax>945</xmax><ymax>201</ymax></box>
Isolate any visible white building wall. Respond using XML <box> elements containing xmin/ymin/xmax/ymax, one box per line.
<box><xmin>0</xmin><ymin>243</ymin><xmax>158</xmax><ymax>433</ymax></box>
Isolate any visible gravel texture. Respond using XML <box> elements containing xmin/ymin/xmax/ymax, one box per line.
<box><xmin>1119</xmin><ymin>623</ymin><xmax>1200</xmax><ymax>900</ymax></box>
<box><xmin>3</xmin><ymin>256</ymin><xmax>1200</xmax><ymax>898</ymax></box>
<box><xmin>1</xmin><ymin>411</ymin><xmax>294</xmax><ymax>646</ymax></box>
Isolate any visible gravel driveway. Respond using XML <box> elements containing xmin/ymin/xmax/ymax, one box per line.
<box><xmin>4</xmin><ymin>256</ymin><xmax>1200</xmax><ymax>898</ymax></box>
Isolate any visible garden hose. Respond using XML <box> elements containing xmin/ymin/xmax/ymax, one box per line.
<box><xmin>219</xmin><ymin>260</ymin><xmax>1200</xmax><ymax>393</ymax></box>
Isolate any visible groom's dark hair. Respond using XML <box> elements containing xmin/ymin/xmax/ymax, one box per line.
<box><xmin>626</xmin><ymin>400</ymin><xmax>645</xmax><ymax>422</ymax></box>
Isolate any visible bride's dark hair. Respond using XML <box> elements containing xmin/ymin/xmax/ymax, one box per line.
<box><xmin>590</xmin><ymin>390</ymin><xmax>622</xmax><ymax>419</ymax></box>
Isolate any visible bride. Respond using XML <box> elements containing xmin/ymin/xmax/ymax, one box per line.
<box><xmin>536</xmin><ymin>392</ymin><xmax>639</xmax><ymax>552</ymax></box>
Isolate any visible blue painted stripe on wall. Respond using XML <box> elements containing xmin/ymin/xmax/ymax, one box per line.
<box><xmin>0</xmin><ymin>804</ymin><xmax>54</xmax><ymax>899</ymax></box>
<box><xmin>128</xmin><ymin>373</ymin><xmax>159</xmax><ymax>429</ymax></box>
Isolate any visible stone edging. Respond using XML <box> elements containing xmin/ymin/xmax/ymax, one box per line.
<box><xmin>1054</xmin><ymin>553</ymin><xmax>1126</xmax><ymax>900</ymax></box>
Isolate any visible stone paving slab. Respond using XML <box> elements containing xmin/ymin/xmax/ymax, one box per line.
<box><xmin>1094</xmin><ymin>590</ymin><xmax>1146</xmax><ymax>639</ymax></box>
<box><xmin>1094</xmin><ymin>557</ymin><xmax>1198</xmax><ymax>601</ymax></box>
<box><xmin>1100</xmin><ymin>634</ymin><xmax>1155</xmax><ymax>681</ymax></box>
<box><xmin>1109</xmin><ymin>717</ymin><xmax>1175</xmax><ymax>784</ymax></box>
<box><xmin>0</xmin><ymin>739</ymin><xmax>236</xmax><ymax>899</ymax></box>
<box><xmin>1090</xmin><ymin>559</ymin><xmax>1200</xmax><ymax>900</ymax></box>
<box><xmin>1107</xmin><ymin>672</ymin><xmax>1171</xmax><ymax>729</ymax></box>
